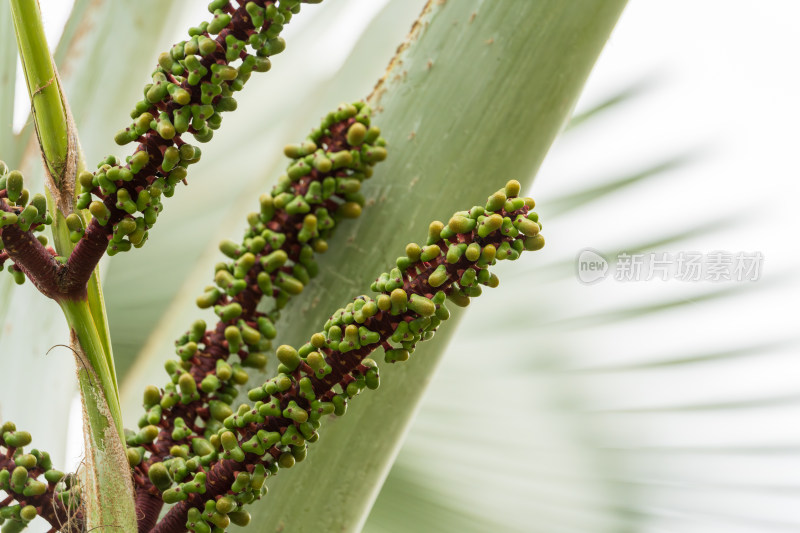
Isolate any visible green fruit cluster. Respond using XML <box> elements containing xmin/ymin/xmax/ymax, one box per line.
<box><xmin>0</xmin><ymin>164</ymin><xmax>54</xmax><ymax>285</ymax></box>
<box><xmin>74</xmin><ymin>0</ymin><xmax>323</xmax><ymax>257</ymax></box>
<box><xmin>129</xmin><ymin>102</ymin><xmax>385</xmax><ymax>532</ymax></box>
<box><xmin>0</xmin><ymin>421</ymin><xmax>80</xmax><ymax>532</ymax></box>
<box><xmin>147</xmin><ymin>180</ymin><xmax>544</xmax><ymax>531</ymax></box>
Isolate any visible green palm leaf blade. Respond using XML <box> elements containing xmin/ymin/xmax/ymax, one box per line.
<box><xmin>233</xmin><ymin>1</ymin><xmax>626</xmax><ymax>531</ymax></box>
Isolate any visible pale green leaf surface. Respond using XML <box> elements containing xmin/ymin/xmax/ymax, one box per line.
<box><xmin>361</xmin><ymin>23</ymin><xmax>800</xmax><ymax>530</ymax></box>
<box><xmin>238</xmin><ymin>1</ymin><xmax>626</xmax><ymax>531</ymax></box>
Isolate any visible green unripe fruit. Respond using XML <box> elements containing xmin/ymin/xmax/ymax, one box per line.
<box><xmin>365</xmin><ymin>368</ymin><xmax>380</xmax><ymax>390</ymax></box>
<box><xmin>524</xmin><ymin>234</ymin><xmax>545</xmax><ymax>251</ymax></box>
<box><xmin>217</xmin><ymin>302</ymin><xmax>243</xmax><ymax>321</ymax></box>
<box><xmin>448</xmin><ymin>291</ymin><xmax>471</xmax><ymax>307</ymax></box>
<box><xmin>176</xmin><ymin>341</ymin><xmax>197</xmax><ymax>360</ymax></box>
<box><xmin>448</xmin><ymin>214</ymin><xmax>476</xmax><ymax>234</ymax></box>
<box><xmin>420</xmin><ymin>245</ymin><xmax>441</xmax><ymax>262</ymax></box>
<box><xmin>461</xmin><ymin>267</ymin><xmax>477</xmax><ymax>287</ymax></box>
<box><xmin>505</xmin><ymin>179</ymin><xmax>522</xmax><ymax>197</ymax></box>
<box><xmin>10</xmin><ymin>466</ymin><xmax>28</xmax><ymax>491</ymax></box>
<box><xmin>225</xmin><ymin>325</ymin><xmax>242</xmax><ymax>354</ymax></box>
<box><xmin>405</xmin><ymin>243</ymin><xmax>421</xmax><ymax>262</ymax></box>
<box><xmin>282</xmin><ymin>401</ymin><xmax>308</xmax><ymax>423</ymax></box>
<box><xmin>230</xmin><ymin>471</ymin><xmax>251</xmax><ymax>493</ymax></box>
<box><xmin>15</xmin><ymin>205</ymin><xmax>39</xmax><ymax>231</ymax></box>
<box><xmin>3</xmin><ymin>431</ymin><xmax>32</xmax><ymax>448</ymax></box>
<box><xmin>337</xmin><ymin>201</ymin><xmax>361</xmax><ymax>219</ymax></box>
<box><xmin>220</xmin><ymin>431</ymin><xmax>239</xmax><ymax>452</ymax></box>
<box><xmin>189</xmin><ymin>319</ymin><xmax>206</xmax><ymax>342</ymax></box>
<box><xmin>200</xmin><ymin>374</ymin><xmax>221</xmax><ymax>393</ymax></box>
<box><xmin>129</xmin><ymin>150</ymin><xmax>150</xmax><ymax>173</ymax></box>
<box><xmin>30</xmin><ymin>193</ymin><xmax>46</xmax><ymax>216</ymax></box>
<box><xmin>178</xmin><ymin>373</ymin><xmax>197</xmax><ymax>396</ymax></box>
<box><xmin>408</xmin><ymin>294</ymin><xmax>436</xmax><ymax>317</ymax></box>
<box><xmin>196</xmin><ymin>288</ymin><xmax>221</xmax><ymax>308</ymax></box>
<box><xmin>385</xmin><ymin>348</ymin><xmax>409</xmax><ymax>363</ymax></box>
<box><xmin>0</xmin><ymin>211</ymin><xmax>18</xmax><ymax>228</ymax></box>
<box><xmin>346</xmin><ymin>122</ymin><xmax>367</xmax><ymax>146</ymax></box>
<box><xmin>276</xmin><ymin>271</ymin><xmax>304</xmax><ymax>295</ymax></box>
<box><xmin>239</xmin><ymin>323</ymin><xmax>262</xmax><ymax>346</ymax></box>
<box><xmin>234</xmin><ymin>253</ymin><xmax>256</xmax><ymax>278</ymax></box>
<box><xmin>446</xmin><ymin>245</ymin><xmax>464</xmax><ymax>264</ymax></box>
<box><xmin>14</xmin><ymin>454</ymin><xmax>36</xmax><ymax>470</ymax></box>
<box><xmin>277</xmin><ymin>452</ymin><xmax>295</xmax><ymax>469</ymax></box>
<box><xmin>427</xmin><ymin>221</ymin><xmax>444</xmax><ymax>245</ymax></box>
<box><xmin>127</xmin><ymin>448</ymin><xmax>142</xmax><ymax>467</ymax></box>
<box><xmin>138</xmin><ymin>425</ymin><xmax>160</xmax><ymax>444</ymax></box>
<box><xmin>485</xmin><ymin>190</ymin><xmax>507</xmax><ymax>212</ymax></box>
<box><xmin>23</xmin><ymin>480</ymin><xmax>47</xmax><ymax>497</ymax></box>
<box><xmin>44</xmin><ymin>469</ymin><xmax>65</xmax><ymax>484</ymax></box>
<box><xmin>192</xmin><ymin>438</ymin><xmax>215</xmax><ymax>457</ymax></box>
<box><xmin>477</xmin><ymin>213</ymin><xmax>503</xmax><ymax>238</ymax></box>
<box><xmin>161</xmin><ymin>486</ymin><xmax>187</xmax><ymax>504</ymax></box>
<box><xmin>209</xmin><ymin>400</ymin><xmax>233</xmax><ymax>421</ymax></box>
<box><xmin>428</xmin><ymin>264</ymin><xmax>448</xmax><ymax>288</ymax></box>
<box><xmin>20</xmin><ymin>505</ymin><xmax>37</xmax><ymax>522</ymax></box>
<box><xmin>390</xmin><ymin>288</ymin><xmax>408</xmax><ymax>314</ymax></box>
<box><xmin>362</xmin><ymin>145</ymin><xmax>387</xmax><ymax>163</ymax></box>
<box><xmin>65</xmin><ymin>213</ymin><xmax>84</xmax><ymax>235</ymax></box>
<box><xmin>376</xmin><ymin>294</ymin><xmax>391</xmax><ymax>311</ymax></box>
<box><xmin>257</xmin><ymin>317</ymin><xmax>277</xmax><ymax>340</ymax></box>
<box><xmin>276</xmin><ymin>345</ymin><xmax>300</xmax><ymax>371</ymax></box>
<box><xmin>89</xmin><ymin>201</ymin><xmax>111</xmax><ymax>225</ymax></box>
<box><xmin>261</xmin><ymin>250</ymin><xmax>287</xmax><ymax>272</ymax></box>
<box><xmin>480</xmin><ymin>244</ymin><xmax>496</xmax><ymax>263</ymax></box>
<box><xmin>515</xmin><ymin>216</ymin><xmax>540</xmax><ymax>237</ymax></box>
<box><xmin>5</xmin><ymin>171</ymin><xmax>23</xmax><ymax>203</ymax></box>
<box><xmin>465</xmin><ymin>242</ymin><xmax>482</xmax><ymax>261</ymax></box>
<box><xmin>228</xmin><ymin>511</ymin><xmax>251</xmax><ymax>527</ymax></box>
<box><xmin>161</xmin><ymin>146</ymin><xmax>180</xmax><ymax>172</ymax></box>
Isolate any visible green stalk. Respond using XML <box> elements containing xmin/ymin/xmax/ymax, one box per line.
<box><xmin>243</xmin><ymin>1</ymin><xmax>627</xmax><ymax>531</ymax></box>
<box><xmin>60</xmin><ymin>300</ymin><xmax>124</xmax><ymax>439</ymax></box>
<box><xmin>8</xmin><ymin>0</ymin><xmax>67</xmax><ymax>181</ymax></box>
<box><xmin>10</xmin><ymin>1</ymin><xmax>134</xmax><ymax>530</ymax></box>
<box><xmin>9</xmin><ymin>0</ymin><xmax>117</xmax><ymax>405</ymax></box>
<box><xmin>61</xmin><ymin>299</ymin><xmax>137</xmax><ymax>533</ymax></box>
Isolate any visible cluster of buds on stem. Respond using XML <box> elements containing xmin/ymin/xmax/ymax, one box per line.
<box><xmin>135</xmin><ymin>175</ymin><xmax>543</xmax><ymax>532</ymax></box>
<box><xmin>0</xmin><ymin>422</ymin><xmax>82</xmax><ymax>532</ymax></box>
<box><xmin>74</xmin><ymin>0</ymin><xmax>322</xmax><ymax>259</ymax></box>
<box><xmin>0</xmin><ymin>164</ymin><xmax>54</xmax><ymax>286</ymax></box>
<box><xmin>129</xmin><ymin>102</ymin><xmax>386</xmax><ymax>532</ymax></box>
<box><xmin>0</xmin><ymin>1</ymin><xmax>325</xmax><ymax>302</ymax></box>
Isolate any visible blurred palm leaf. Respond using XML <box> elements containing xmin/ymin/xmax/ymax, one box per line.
<box><xmin>363</xmin><ymin>79</ymin><xmax>800</xmax><ymax>533</ymax></box>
